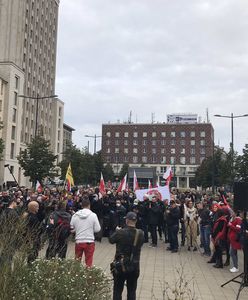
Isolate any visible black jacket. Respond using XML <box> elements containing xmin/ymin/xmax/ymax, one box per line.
<box><xmin>109</xmin><ymin>226</ymin><xmax>144</xmax><ymax>270</ymax></box>
<box><xmin>166</xmin><ymin>206</ymin><xmax>180</xmax><ymax>226</ymax></box>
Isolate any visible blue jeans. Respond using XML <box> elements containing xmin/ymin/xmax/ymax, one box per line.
<box><xmin>200</xmin><ymin>225</ymin><xmax>211</xmax><ymax>255</ymax></box>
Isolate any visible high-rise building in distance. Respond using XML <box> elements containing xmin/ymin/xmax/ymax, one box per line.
<box><xmin>0</xmin><ymin>0</ymin><xmax>64</xmax><ymax>187</ymax></box>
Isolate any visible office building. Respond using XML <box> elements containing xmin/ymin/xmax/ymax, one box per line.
<box><xmin>0</xmin><ymin>0</ymin><xmax>63</xmax><ymax>187</ymax></box>
<box><xmin>102</xmin><ymin>122</ymin><xmax>214</xmax><ymax>189</ymax></box>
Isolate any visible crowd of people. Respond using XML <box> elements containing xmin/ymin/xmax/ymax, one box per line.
<box><xmin>0</xmin><ymin>185</ymin><xmax>247</xmax><ymax>299</ymax></box>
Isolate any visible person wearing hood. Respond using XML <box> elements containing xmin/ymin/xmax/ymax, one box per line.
<box><xmin>70</xmin><ymin>197</ymin><xmax>101</xmax><ymax>267</ymax></box>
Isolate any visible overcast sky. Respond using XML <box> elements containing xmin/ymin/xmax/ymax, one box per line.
<box><xmin>56</xmin><ymin>0</ymin><xmax>248</xmax><ymax>154</ymax></box>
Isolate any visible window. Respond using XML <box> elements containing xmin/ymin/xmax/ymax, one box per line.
<box><xmin>143</xmin><ymin>132</ymin><xmax>147</xmax><ymax>137</ymax></box>
<box><xmin>106</xmin><ymin>132</ymin><xmax>111</xmax><ymax>137</ymax></box>
<box><xmin>0</xmin><ymin>100</ymin><xmax>2</xmax><ymax>112</ymax></box>
<box><xmin>190</xmin><ymin>157</ymin><xmax>196</xmax><ymax>164</ymax></box>
<box><xmin>124</xmin><ymin>132</ymin><xmax>129</xmax><ymax>137</ymax></box>
<box><xmin>180</xmin><ymin>156</ymin><xmax>186</xmax><ymax>164</ymax></box>
<box><xmin>115</xmin><ymin>132</ymin><xmax>120</xmax><ymax>138</ymax></box>
<box><xmin>115</xmin><ymin>148</ymin><xmax>119</xmax><ymax>153</ymax></box>
<box><xmin>200</xmin><ymin>157</ymin><xmax>205</xmax><ymax>163</ymax></box>
<box><xmin>200</xmin><ymin>148</ymin><xmax>206</xmax><ymax>154</ymax></box>
<box><xmin>180</xmin><ymin>148</ymin><xmax>185</xmax><ymax>154</ymax></box>
<box><xmin>133</xmin><ymin>140</ymin><xmax>138</xmax><ymax>145</ymax></box>
<box><xmin>133</xmin><ymin>132</ymin><xmax>138</xmax><ymax>137</ymax></box>
<box><xmin>124</xmin><ymin>140</ymin><xmax>128</xmax><ymax>145</ymax></box>
<box><xmin>160</xmin><ymin>166</ymin><xmax>166</xmax><ymax>173</ymax></box>
<box><xmin>115</xmin><ymin>140</ymin><xmax>119</xmax><ymax>146</ymax></box>
<box><xmin>15</xmin><ymin>76</ymin><xmax>19</xmax><ymax>89</ymax></box>
<box><xmin>133</xmin><ymin>148</ymin><xmax>138</xmax><ymax>154</ymax></box>
<box><xmin>133</xmin><ymin>156</ymin><xmax>138</xmax><ymax>163</ymax></box>
<box><xmin>106</xmin><ymin>148</ymin><xmax>110</xmax><ymax>153</ymax></box>
<box><xmin>200</xmin><ymin>140</ymin><xmax>205</xmax><ymax>146</ymax></box>
<box><xmin>143</xmin><ymin>148</ymin><xmax>147</xmax><ymax>153</ymax></box>
<box><xmin>124</xmin><ymin>156</ymin><xmax>128</xmax><ymax>163</ymax></box>
<box><xmin>152</xmin><ymin>140</ymin><xmax>156</xmax><ymax>146</ymax></box>
<box><xmin>10</xmin><ymin>143</ymin><xmax>15</xmax><ymax>159</ymax></box>
<box><xmin>106</xmin><ymin>140</ymin><xmax>110</xmax><ymax>145</ymax></box>
<box><xmin>124</xmin><ymin>148</ymin><xmax>128</xmax><ymax>154</ymax></box>
<box><xmin>180</xmin><ymin>131</ymin><xmax>185</xmax><ymax>138</ymax></box>
<box><xmin>161</xmin><ymin>148</ymin><xmax>166</xmax><ymax>154</ymax></box>
<box><xmin>152</xmin><ymin>132</ymin><xmax>157</xmax><ymax>137</ymax></box>
<box><xmin>152</xmin><ymin>156</ymin><xmax>156</xmax><ymax>163</ymax></box>
<box><xmin>14</xmin><ymin>92</ymin><xmax>18</xmax><ymax>105</ymax></box>
<box><xmin>59</xmin><ymin>107</ymin><xmax>62</xmax><ymax>117</ymax></box>
<box><xmin>11</xmin><ymin>126</ymin><xmax>16</xmax><ymax>140</ymax></box>
<box><xmin>161</xmin><ymin>140</ymin><xmax>166</xmax><ymax>145</ymax></box>
<box><xmin>151</xmin><ymin>148</ymin><xmax>156</xmax><ymax>154</ymax></box>
<box><xmin>190</xmin><ymin>140</ymin><xmax>195</xmax><ymax>146</ymax></box>
<box><xmin>171</xmin><ymin>140</ymin><xmax>175</xmax><ymax>145</ymax></box>
<box><xmin>12</xmin><ymin>108</ymin><xmax>17</xmax><ymax>122</ymax></box>
<box><xmin>143</xmin><ymin>140</ymin><xmax>147</xmax><ymax>146</ymax></box>
<box><xmin>190</xmin><ymin>148</ymin><xmax>195</xmax><ymax>155</ymax></box>
<box><xmin>171</xmin><ymin>148</ymin><xmax>175</xmax><ymax>154</ymax></box>
<box><xmin>180</xmin><ymin>140</ymin><xmax>185</xmax><ymax>146</ymax></box>
<box><xmin>142</xmin><ymin>156</ymin><xmax>147</xmax><ymax>163</ymax></box>
<box><xmin>170</xmin><ymin>131</ymin><xmax>176</xmax><ymax>137</ymax></box>
<box><xmin>161</xmin><ymin>156</ymin><xmax>166</xmax><ymax>163</ymax></box>
<box><xmin>161</xmin><ymin>132</ymin><xmax>166</xmax><ymax>137</ymax></box>
<box><xmin>200</xmin><ymin>131</ymin><xmax>206</xmax><ymax>137</ymax></box>
<box><xmin>190</xmin><ymin>131</ymin><xmax>195</xmax><ymax>137</ymax></box>
<box><xmin>170</xmin><ymin>157</ymin><xmax>175</xmax><ymax>164</ymax></box>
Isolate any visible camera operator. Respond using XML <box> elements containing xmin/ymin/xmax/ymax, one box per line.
<box><xmin>109</xmin><ymin>212</ymin><xmax>144</xmax><ymax>300</ymax></box>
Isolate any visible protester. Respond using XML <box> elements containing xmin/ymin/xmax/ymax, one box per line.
<box><xmin>166</xmin><ymin>200</ymin><xmax>180</xmax><ymax>253</ymax></box>
<box><xmin>70</xmin><ymin>197</ymin><xmax>101</xmax><ymax>267</ymax></box>
<box><xmin>109</xmin><ymin>211</ymin><xmax>144</xmax><ymax>300</ymax></box>
<box><xmin>184</xmin><ymin>199</ymin><xmax>198</xmax><ymax>251</ymax></box>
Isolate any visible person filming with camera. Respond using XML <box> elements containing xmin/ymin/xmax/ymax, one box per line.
<box><xmin>109</xmin><ymin>211</ymin><xmax>144</xmax><ymax>300</ymax></box>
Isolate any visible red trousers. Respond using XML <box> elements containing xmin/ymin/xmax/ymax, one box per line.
<box><xmin>75</xmin><ymin>242</ymin><xmax>95</xmax><ymax>267</ymax></box>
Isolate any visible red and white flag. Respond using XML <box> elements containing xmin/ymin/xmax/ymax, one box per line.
<box><xmin>99</xmin><ymin>173</ymin><xmax>106</xmax><ymax>195</ymax></box>
<box><xmin>36</xmin><ymin>180</ymin><xmax>42</xmax><ymax>193</ymax></box>
<box><xmin>163</xmin><ymin>167</ymin><xmax>172</xmax><ymax>186</ymax></box>
<box><xmin>155</xmin><ymin>176</ymin><xmax>160</xmax><ymax>188</ymax></box>
<box><xmin>148</xmin><ymin>179</ymin><xmax>153</xmax><ymax>189</ymax></box>
<box><xmin>117</xmin><ymin>174</ymin><xmax>127</xmax><ymax>193</ymax></box>
<box><xmin>133</xmin><ymin>170</ymin><xmax>139</xmax><ymax>191</ymax></box>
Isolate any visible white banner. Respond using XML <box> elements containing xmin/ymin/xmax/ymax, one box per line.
<box><xmin>135</xmin><ymin>186</ymin><xmax>171</xmax><ymax>202</ymax></box>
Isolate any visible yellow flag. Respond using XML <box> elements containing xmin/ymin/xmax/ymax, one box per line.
<box><xmin>65</xmin><ymin>163</ymin><xmax>74</xmax><ymax>190</ymax></box>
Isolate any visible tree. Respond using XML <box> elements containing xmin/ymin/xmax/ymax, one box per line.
<box><xmin>119</xmin><ymin>163</ymin><xmax>129</xmax><ymax>179</ymax></box>
<box><xmin>236</xmin><ymin>144</ymin><xmax>248</xmax><ymax>182</ymax></box>
<box><xmin>102</xmin><ymin>164</ymin><xmax>115</xmax><ymax>182</ymax></box>
<box><xmin>18</xmin><ymin>136</ymin><xmax>57</xmax><ymax>185</ymax></box>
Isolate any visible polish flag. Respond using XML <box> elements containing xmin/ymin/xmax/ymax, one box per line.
<box><xmin>133</xmin><ymin>170</ymin><xmax>140</xmax><ymax>191</ymax></box>
<box><xmin>155</xmin><ymin>176</ymin><xmax>160</xmax><ymax>188</ymax></box>
<box><xmin>163</xmin><ymin>167</ymin><xmax>172</xmax><ymax>186</ymax></box>
<box><xmin>36</xmin><ymin>180</ymin><xmax>42</xmax><ymax>193</ymax></box>
<box><xmin>99</xmin><ymin>173</ymin><xmax>106</xmax><ymax>195</ymax></box>
<box><xmin>148</xmin><ymin>180</ymin><xmax>153</xmax><ymax>189</ymax></box>
<box><xmin>117</xmin><ymin>174</ymin><xmax>127</xmax><ymax>193</ymax></box>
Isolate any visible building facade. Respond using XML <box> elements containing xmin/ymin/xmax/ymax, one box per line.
<box><xmin>102</xmin><ymin>122</ymin><xmax>214</xmax><ymax>189</ymax></box>
<box><xmin>0</xmin><ymin>0</ymin><xmax>63</xmax><ymax>187</ymax></box>
<box><xmin>63</xmin><ymin>123</ymin><xmax>75</xmax><ymax>155</ymax></box>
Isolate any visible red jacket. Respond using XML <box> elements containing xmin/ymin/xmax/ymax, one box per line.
<box><xmin>212</xmin><ymin>216</ymin><xmax>227</xmax><ymax>245</ymax></box>
<box><xmin>227</xmin><ymin>217</ymin><xmax>242</xmax><ymax>250</ymax></box>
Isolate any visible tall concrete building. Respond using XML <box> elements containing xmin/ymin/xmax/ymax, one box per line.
<box><xmin>0</xmin><ymin>0</ymin><xmax>64</xmax><ymax>187</ymax></box>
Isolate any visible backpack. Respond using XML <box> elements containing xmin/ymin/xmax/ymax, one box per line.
<box><xmin>55</xmin><ymin>216</ymin><xmax>71</xmax><ymax>241</ymax></box>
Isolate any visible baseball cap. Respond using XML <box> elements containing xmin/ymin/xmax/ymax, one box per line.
<box><xmin>125</xmin><ymin>212</ymin><xmax>137</xmax><ymax>221</ymax></box>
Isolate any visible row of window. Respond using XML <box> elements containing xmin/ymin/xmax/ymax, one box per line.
<box><xmin>105</xmin><ymin>155</ymin><xmax>205</xmax><ymax>165</ymax></box>
<box><xmin>106</xmin><ymin>131</ymin><xmax>206</xmax><ymax>138</ymax></box>
<box><xmin>106</xmin><ymin>139</ymin><xmax>206</xmax><ymax>146</ymax></box>
<box><xmin>107</xmin><ymin>147</ymin><xmax>206</xmax><ymax>155</ymax></box>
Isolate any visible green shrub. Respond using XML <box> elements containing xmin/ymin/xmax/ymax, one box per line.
<box><xmin>12</xmin><ymin>259</ymin><xmax>111</xmax><ymax>300</ymax></box>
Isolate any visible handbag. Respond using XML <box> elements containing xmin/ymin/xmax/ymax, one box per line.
<box><xmin>110</xmin><ymin>229</ymin><xmax>140</xmax><ymax>275</ymax></box>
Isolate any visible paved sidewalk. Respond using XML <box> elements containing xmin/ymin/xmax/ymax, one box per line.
<box><xmin>41</xmin><ymin>238</ymin><xmax>248</xmax><ymax>300</ymax></box>
<box><xmin>43</xmin><ymin>239</ymin><xmax>247</xmax><ymax>300</ymax></box>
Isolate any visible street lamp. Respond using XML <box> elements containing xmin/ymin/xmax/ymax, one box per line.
<box><xmin>84</xmin><ymin>134</ymin><xmax>101</xmax><ymax>154</ymax></box>
<box><xmin>18</xmin><ymin>94</ymin><xmax>58</xmax><ymax>136</ymax></box>
<box><xmin>214</xmin><ymin>113</ymin><xmax>248</xmax><ymax>185</ymax></box>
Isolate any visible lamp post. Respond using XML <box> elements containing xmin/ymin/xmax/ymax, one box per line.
<box><xmin>18</xmin><ymin>94</ymin><xmax>58</xmax><ymax>136</ymax></box>
<box><xmin>214</xmin><ymin>113</ymin><xmax>248</xmax><ymax>186</ymax></box>
<box><xmin>84</xmin><ymin>134</ymin><xmax>101</xmax><ymax>154</ymax></box>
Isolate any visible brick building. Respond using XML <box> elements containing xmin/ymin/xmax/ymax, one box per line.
<box><xmin>101</xmin><ymin>122</ymin><xmax>214</xmax><ymax>189</ymax></box>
